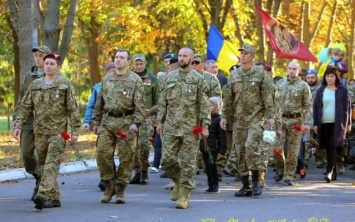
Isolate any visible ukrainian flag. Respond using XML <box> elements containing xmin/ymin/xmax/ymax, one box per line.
<box><xmin>207</xmin><ymin>24</ymin><xmax>239</xmax><ymax>73</ymax></box>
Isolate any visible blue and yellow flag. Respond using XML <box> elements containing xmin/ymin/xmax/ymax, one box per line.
<box><xmin>206</xmin><ymin>24</ymin><xmax>239</xmax><ymax>73</ymax></box>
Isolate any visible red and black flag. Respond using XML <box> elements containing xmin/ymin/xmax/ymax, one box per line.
<box><xmin>255</xmin><ymin>4</ymin><xmax>317</xmax><ymax>62</ymax></box>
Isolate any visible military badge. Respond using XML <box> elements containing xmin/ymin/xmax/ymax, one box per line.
<box><xmin>143</xmin><ymin>78</ymin><xmax>151</xmax><ymax>86</ymax></box>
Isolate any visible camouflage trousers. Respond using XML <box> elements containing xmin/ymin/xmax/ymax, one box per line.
<box><xmin>133</xmin><ymin>119</ymin><xmax>154</xmax><ymax>172</ymax></box>
<box><xmin>233</xmin><ymin>123</ymin><xmax>264</xmax><ymax>177</ymax></box>
<box><xmin>274</xmin><ymin>125</ymin><xmax>303</xmax><ymax>181</ymax></box>
<box><xmin>161</xmin><ymin>134</ymin><xmax>199</xmax><ymax>189</ymax></box>
<box><xmin>216</xmin><ymin>130</ymin><xmax>237</xmax><ymax>171</ymax></box>
<box><xmin>96</xmin><ymin>116</ymin><xmax>137</xmax><ymax>188</ymax></box>
<box><xmin>20</xmin><ymin>128</ymin><xmax>37</xmax><ymax>175</ymax></box>
<box><xmin>35</xmin><ymin>134</ymin><xmax>66</xmax><ymax>201</ymax></box>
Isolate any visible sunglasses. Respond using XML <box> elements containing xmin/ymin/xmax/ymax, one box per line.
<box><xmin>192</xmin><ymin>61</ymin><xmax>201</xmax><ymax>65</ymax></box>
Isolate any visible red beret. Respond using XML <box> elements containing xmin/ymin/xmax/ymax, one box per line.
<box><xmin>43</xmin><ymin>53</ymin><xmax>62</xmax><ymax>63</ymax></box>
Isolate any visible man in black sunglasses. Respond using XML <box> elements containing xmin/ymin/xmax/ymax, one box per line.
<box><xmin>192</xmin><ymin>54</ymin><xmax>222</xmax><ymax>98</ymax></box>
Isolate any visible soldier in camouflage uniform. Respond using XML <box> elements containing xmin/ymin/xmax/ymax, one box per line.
<box><xmin>92</xmin><ymin>49</ymin><xmax>145</xmax><ymax>204</ymax></box>
<box><xmin>192</xmin><ymin>54</ymin><xmax>222</xmax><ymax>98</ymax></box>
<box><xmin>156</xmin><ymin>47</ymin><xmax>211</xmax><ymax>209</ymax></box>
<box><xmin>12</xmin><ymin>45</ymin><xmax>51</xmax><ymax>201</ymax></box>
<box><xmin>129</xmin><ymin>54</ymin><xmax>159</xmax><ymax>185</ymax></box>
<box><xmin>220</xmin><ymin>44</ymin><xmax>275</xmax><ymax>197</ymax></box>
<box><xmin>216</xmin><ymin>65</ymin><xmax>239</xmax><ymax>181</ymax></box>
<box><xmin>13</xmin><ymin>53</ymin><xmax>81</xmax><ymax>211</ymax></box>
<box><xmin>274</xmin><ymin>61</ymin><xmax>312</xmax><ymax>186</ymax></box>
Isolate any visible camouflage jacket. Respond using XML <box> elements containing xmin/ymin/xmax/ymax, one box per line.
<box><xmin>201</xmin><ymin>71</ymin><xmax>222</xmax><ymax>98</ymax></box>
<box><xmin>276</xmin><ymin>77</ymin><xmax>312</xmax><ymax>128</ymax></box>
<box><xmin>157</xmin><ymin>68</ymin><xmax>211</xmax><ymax>136</ymax></box>
<box><xmin>15</xmin><ymin>74</ymin><xmax>81</xmax><ymax>135</ymax></box>
<box><xmin>222</xmin><ymin>65</ymin><xmax>275</xmax><ymax>128</ymax></box>
<box><xmin>137</xmin><ymin>69</ymin><xmax>159</xmax><ymax>114</ymax></box>
<box><xmin>92</xmin><ymin>70</ymin><xmax>145</xmax><ymax>126</ymax></box>
<box><xmin>13</xmin><ymin>67</ymin><xmax>45</xmax><ymax>129</ymax></box>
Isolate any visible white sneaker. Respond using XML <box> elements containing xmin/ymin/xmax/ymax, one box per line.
<box><xmin>150</xmin><ymin>167</ymin><xmax>159</xmax><ymax>173</ymax></box>
<box><xmin>164</xmin><ymin>181</ymin><xmax>175</xmax><ymax>190</ymax></box>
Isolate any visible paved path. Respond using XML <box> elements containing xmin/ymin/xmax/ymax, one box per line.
<box><xmin>0</xmin><ymin>159</ymin><xmax>355</xmax><ymax>222</ymax></box>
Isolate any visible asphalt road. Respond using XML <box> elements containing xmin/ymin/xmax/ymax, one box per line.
<box><xmin>1</xmin><ymin>162</ymin><xmax>355</xmax><ymax>222</ymax></box>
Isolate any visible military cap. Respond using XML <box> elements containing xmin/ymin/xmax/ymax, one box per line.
<box><xmin>238</xmin><ymin>44</ymin><xmax>256</xmax><ymax>54</ymax></box>
<box><xmin>32</xmin><ymin>45</ymin><xmax>51</xmax><ymax>53</ymax></box>
<box><xmin>306</xmin><ymin>69</ymin><xmax>318</xmax><ymax>75</ymax></box>
<box><xmin>169</xmin><ymin>58</ymin><xmax>178</xmax><ymax>65</ymax></box>
<box><xmin>162</xmin><ymin>53</ymin><xmax>176</xmax><ymax>60</ymax></box>
<box><xmin>104</xmin><ymin>62</ymin><xmax>115</xmax><ymax>71</ymax></box>
<box><xmin>43</xmin><ymin>53</ymin><xmax>62</xmax><ymax>63</ymax></box>
<box><xmin>132</xmin><ymin>54</ymin><xmax>146</xmax><ymax>62</ymax></box>
<box><xmin>264</xmin><ymin>65</ymin><xmax>272</xmax><ymax>72</ymax></box>
<box><xmin>193</xmin><ymin>54</ymin><xmax>203</xmax><ymax>62</ymax></box>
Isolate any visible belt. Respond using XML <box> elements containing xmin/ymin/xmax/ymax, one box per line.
<box><xmin>107</xmin><ymin>110</ymin><xmax>134</xmax><ymax>118</ymax></box>
<box><xmin>282</xmin><ymin>113</ymin><xmax>302</xmax><ymax>118</ymax></box>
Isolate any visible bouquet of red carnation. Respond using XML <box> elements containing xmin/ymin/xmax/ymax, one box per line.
<box><xmin>293</xmin><ymin>124</ymin><xmax>302</xmax><ymax>131</ymax></box>
<box><xmin>116</xmin><ymin>130</ymin><xmax>128</xmax><ymax>139</ymax></box>
<box><xmin>274</xmin><ymin>149</ymin><xmax>282</xmax><ymax>156</ymax></box>
<box><xmin>61</xmin><ymin>131</ymin><xmax>88</xmax><ymax>167</ymax></box>
<box><xmin>192</xmin><ymin>126</ymin><xmax>203</xmax><ymax>135</ymax></box>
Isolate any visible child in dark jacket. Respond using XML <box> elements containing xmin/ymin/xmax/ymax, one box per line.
<box><xmin>200</xmin><ymin>97</ymin><xmax>227</xmax><ymax>193</ymax></box>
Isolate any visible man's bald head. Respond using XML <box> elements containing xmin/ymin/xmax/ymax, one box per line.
<box><xmin>287</xmin><ymin>60</ymin><xmax>300</xmax><ymax>79</ymax></box>
<box><xmin>178</xmin><ymin>47</ymin><xmax>194</xmax><ymax>69</ymax></box>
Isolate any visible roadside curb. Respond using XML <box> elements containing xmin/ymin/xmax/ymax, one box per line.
<box><xmin>0</xmin><ymin>158</ymin><xmax>119</xmax><ymax>182</ymax></box>
<box><xmin>0</xmin><ymin>154</ymin><xmax>154</xmax><ymax>182</ymax></box>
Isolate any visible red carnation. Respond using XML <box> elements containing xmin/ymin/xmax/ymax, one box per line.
<box><xmin>274</xmin><ymin>149</ymin><xmax>282</xmax><ymax>156</ymax></box>
<box><xmin>116</xmin><ymin>130</ymin><xmax>127</xmax><ymax>139</ymax></box>
<box><xmin>149</xmin><ymin>137</ymin><xmax>155</xmax><ymax>143</ymax></box>
<box><xmin>293</xmin><ymin>124</ymin><xmax>302</xmax><ymax>131</ymax></box>
<box><xmin>61</xmin><ymin>131</ymin><xmax>70</xmax><ymax>141</ymax></box>
<box><xmin>192</xmin><ymin>126</ymin><xmax>204</xmax><ymax>135</ymax></box>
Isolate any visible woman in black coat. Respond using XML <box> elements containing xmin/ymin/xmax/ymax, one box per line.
<box><xmin>313</xmin><ymin>67</ymin><xmax>351</xmax><ymax>182</ymax></box>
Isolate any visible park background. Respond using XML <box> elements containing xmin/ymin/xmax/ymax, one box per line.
<box><xmin>1</xmin><ymin>0</ymin><xmax>355</xmax><ymax>169</ymax></box>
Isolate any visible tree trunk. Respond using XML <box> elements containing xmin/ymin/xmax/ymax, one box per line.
<box><xmin>42</xmin><ymin>0</ymin><xmax>61</xmax><ymax>52</ymax></box>
<box><xmin>254</xmin><ymin>0</ymin><xmax>264</xmax><ymax>63</ymax></box>
<box><xmin>325</xmin><ymin>1</ymin><xmax>338</xmax><ymax>47</ymax></box>
<box><xmin>9</xmin><ymin>0</ymin><xmax>35</xmax><ymax>96</ymax></box>
<box><xmin>58</xmin><ymin>0</ymin><xmax>78</xmax><ymax>61</ymax></box>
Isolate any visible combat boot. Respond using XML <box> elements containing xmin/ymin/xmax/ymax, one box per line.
<box><xmin>101</xmin><ymin>179</ymin><xmax>115</xmax><ymax>203</ymax></box>
<box><xmin>31</xmin><ymin>174</ymin><xmax>40</xmax><ymax>201</ymax></box>
<box><xmin>115</xmin><ymin>184</ymin><xmax>126</xmax><ymax>204</ymax></box>
<box><xmin>129</xmin><ymin>172</ymin><xmax>141</xmax><ymax>184</ymax></box>
<box><xmin>140</xmin><ymin>170</ymin><xmax>148</xmax><ymax>184</ymax></box>
<box><xmin>234</xmin><ymin>176</ymin><xmax>252</xmax><ymax>197</ymax></box>
<box><xmin>170</xmin><ymin>180</ymin><xmax>181</xmax><ymax>201</ymax></box>
<box><xmin>175</xmin><ymin>187</ymin><xmax>191</xmax><ymax>209</ymax></box>
<box><xmin>252</xmin><ymin>170</ymin><xmax>263</xmax><ymax>196</ymax></box>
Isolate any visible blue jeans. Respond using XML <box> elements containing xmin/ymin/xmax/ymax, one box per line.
<box><xmin>152</xmin><ymin>129</ymin><xmax>162</xmax><ymax>168</ymax></box>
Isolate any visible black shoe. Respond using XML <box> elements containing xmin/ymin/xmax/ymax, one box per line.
<box><xmin>129</xmin><ymin>173</ymin><xmax>141</xmax><ymax>184</ymax></box>
<box><xmin>234</xmin><ymin>187</ymin><xmax>252</xmax><ymax>197</ymax></box>
<box><xmin>44</xmin><ymin>199</ymin><xmax>61</xmax><ymax>208</ymax></box>
<box><xmin>223</xmin><ymin>169</ymin><xmax>236</xmax><ymax>177</ymax></box>
<box><xmin>140</xmin><ymin>170</ymin><xmax>148</xmax><ymax>184</ymax></box>
<box><xmin>98</xmin><ymin>180</ymin><xmax>107</xmax><ymax>191</ymax></box>
<box><xmin>284</xmin><ymin>179</ymin><xmax>294</xmax><ymax>186</ymax></box>
<box><xmin>34</xmin><ymin>195</ymin><xmax>46</xmax><ymax>211</ymax></box>
<box><xmin>274</xmin><ymin>174</ymin><xmax>283</xmax><ymax>182</ymax></box>
<box><xmin>349</xmin><ymin>165</ymin><xmax>355</xmax><ymax>171</ymax></box>
<box><xmin>205</xmin><ymin>186</ymin><xmax>213</xmax><ymax>193</ymax></box>
<box><xmin>31</xmin><ymin>174</ymin><xmax>40</xmax><ymax>201</ymax></box>
<box><xmin>160</xmin><ymin>172</ymin><xmax>168</xmax><ymax>178</ymax></box>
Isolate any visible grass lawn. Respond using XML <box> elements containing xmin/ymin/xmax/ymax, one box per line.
<box><xmin>0</xmin><ymin>115</ymin><xmax>97</xmax><ymax>170</ymax></box>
